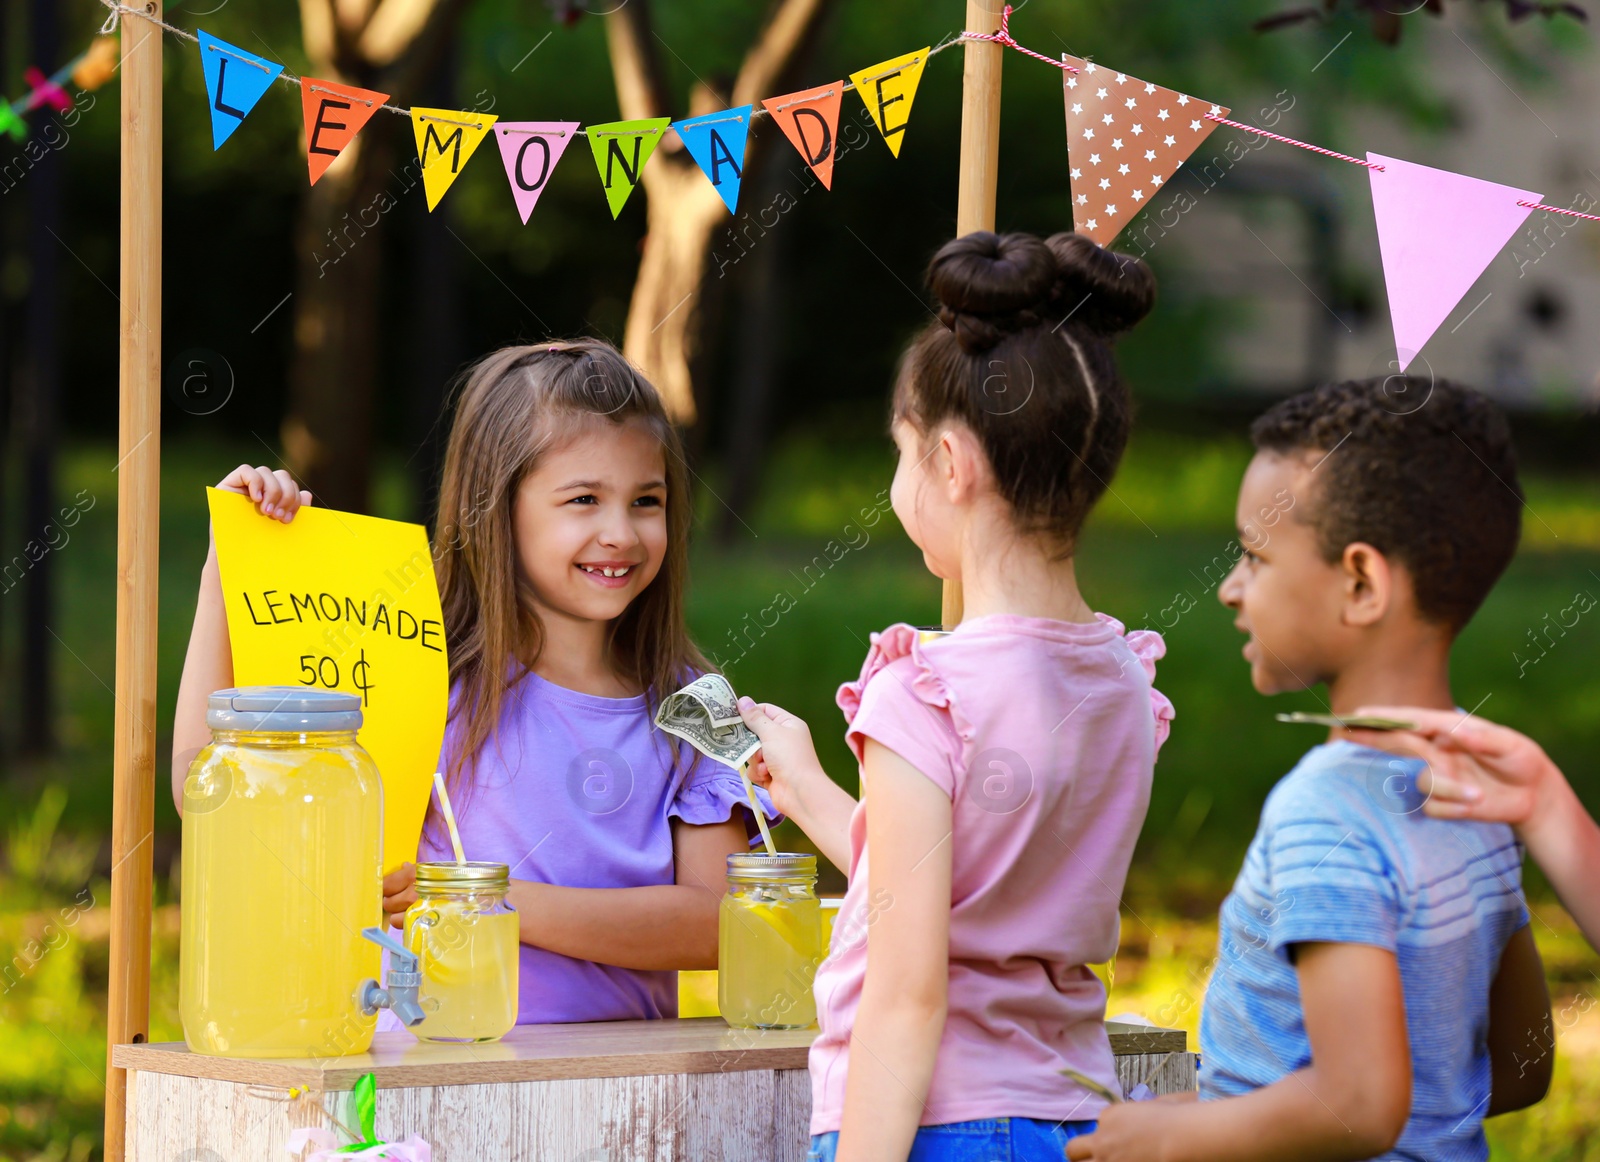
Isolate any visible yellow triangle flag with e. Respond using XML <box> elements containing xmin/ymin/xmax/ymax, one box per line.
<box><xmin>411</xmin><ymin>107</ymin><xmax>499</xmax><ymax>211</ymax></box>
<box><xmin>849</xmin><ymin>47</ymin><xmax>929</xmax><ymax>158</ymax></box>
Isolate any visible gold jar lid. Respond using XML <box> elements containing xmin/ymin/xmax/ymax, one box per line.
<box><xmin>726</xmin><ymin>852</ymin><xmax>817</xmax><ymax>884</ymax></box>
<box><xmin>414</xmin><ymin>861</ymin><xmax>510</xmax><ymax>889</ymax></box>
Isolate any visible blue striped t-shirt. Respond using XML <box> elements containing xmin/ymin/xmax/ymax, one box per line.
<box><xmin>1199</xmin><ymin>741</ymin><xmax>1528</xmax><ymax>1162</ymax></box>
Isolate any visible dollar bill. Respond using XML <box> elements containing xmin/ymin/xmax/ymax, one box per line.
<box><xmin>1275</xmin><ymin>711</ymin><xmax>1416</xmax><ymax>731</ymax></box>
<box><xmin>655</xmin><ymin>674</ymin><xmax>761</xmax><ymax>768</ymax></box>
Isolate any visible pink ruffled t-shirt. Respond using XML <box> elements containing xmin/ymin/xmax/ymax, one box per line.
<box><xmin>809</xmin><ymin>614</ymin><xmax>1172</xmax><ymax>1133</ymax></box>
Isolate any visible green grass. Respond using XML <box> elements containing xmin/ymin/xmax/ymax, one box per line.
<box><xmin>1</xmin><ymin>429</ymin><xmax>1597</xmax><ymax>1158</ymax></box>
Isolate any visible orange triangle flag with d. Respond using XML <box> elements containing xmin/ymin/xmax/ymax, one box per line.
<box><xmin>302</xmin><ymin>78</ymin><xmax>391</xmax><ymax>185</ymax></box>
<box><xmin>762</xmin><ymin>81</ymin><xmax>844</xmax><ymax>190</ymax></box>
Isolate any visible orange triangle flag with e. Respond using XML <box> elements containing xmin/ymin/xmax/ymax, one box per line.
<box><xmin>763</xmin><ymin>81</ymin><xmax>844</xmax><ymax>189</ymax></box>
<box><xmin>302</xmin><ymin>78</ymin><xmax>390</xmax><ymax>186</ymax></box>
<box><xmin>1061</xmin><ymin>55</ymin><xmax>1227</xmax><ymax>247</ymax></box>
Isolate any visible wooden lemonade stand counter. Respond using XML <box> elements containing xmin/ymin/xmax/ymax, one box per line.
<box><xmin>114</xmin><ymin>1019</ymin><xmax>1195</xmax><ymax>1158</ymax></box>
<box><xmin>104</xmin><ymin>4</ymin><xmax>1177</xmax><ymax>1158</ymax></box>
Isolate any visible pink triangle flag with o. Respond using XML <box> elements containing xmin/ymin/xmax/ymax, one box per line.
<box><xmin>494</xmin><ymin>121</ymin><xmax>580</xmax><ymax>224</ymax></box>
<box><xmin>1368</xmin><ymin>153</ymin><xmax>1540</xmax><ymax>371</ymax></box>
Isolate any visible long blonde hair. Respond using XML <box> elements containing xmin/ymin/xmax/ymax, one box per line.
<box><xmin>433</xmin><ymin>340</ymin><xmax>708</xmax><ymax>787</ymax></box>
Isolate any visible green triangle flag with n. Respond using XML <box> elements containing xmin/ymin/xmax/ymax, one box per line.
<box><xmin>587</xmin><ymin>118</ymin><xmax>671</xmax><ymax>218</ymax></box>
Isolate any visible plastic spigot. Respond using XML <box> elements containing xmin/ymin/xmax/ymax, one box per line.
<box><xmin>358</xmin><ymin>925</ymin><xmax>426</xmax><ymax>1027</ymax></box>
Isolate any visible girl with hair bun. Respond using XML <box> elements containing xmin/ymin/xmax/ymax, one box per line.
<box><xmin>739</xmin><ymin>231</ymin><xmax>1175</xmax><ymax>1160</ymax></box>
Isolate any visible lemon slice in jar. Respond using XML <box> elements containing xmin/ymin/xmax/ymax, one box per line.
<box><xmin>743</xmin><ymin>900</ymin><xmax>815</xmax><ymax>958</ymax></box>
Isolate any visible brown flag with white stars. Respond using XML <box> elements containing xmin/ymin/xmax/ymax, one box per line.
<box><xmin>1061</xmin><ymin>55</ymin><xmax>1228</xmax><ymax>247</ymax></box>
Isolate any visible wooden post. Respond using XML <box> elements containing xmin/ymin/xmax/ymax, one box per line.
<box><xmin>106</xmin><ymin>3</ymin><xmax>162</xmax><ymax>1158</ymax></box>
<box><xmin>946</xmin><ymin>0</ymin><xmax>1005</xmax><ymax>629</ymax></box>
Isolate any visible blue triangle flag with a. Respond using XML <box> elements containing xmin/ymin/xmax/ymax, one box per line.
<box><xmin>197</xmin><ymin>30</ymin><xmax>285</xmax><ymax>150</ymax></box>
<box><xmin>674</xmin><ymin>106</ymin><xmax>753</xmax><ymax>214</ymax></box>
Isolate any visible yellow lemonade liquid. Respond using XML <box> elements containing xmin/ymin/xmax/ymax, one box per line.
<box><xmin>718</xmin><ymin>891</ymin><xmax>822</xmax><ymax>1029</ymax></box>
<box><xmin>405</xmin><ymin>898</ymin><xmax>519</xmax><ymax>1042</ymax></box>
<box><xmin>180</xmin><ymin>740</ymin><xmax>382</xmax><ymax>1058</ymax></box>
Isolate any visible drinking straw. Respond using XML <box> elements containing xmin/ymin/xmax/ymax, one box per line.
<box><xmin>1060</xmin><ymin>1067</ymin><xmax>1123</xmax><ymax>1103</ymax></box>
<box><xmin>738</xmin><ymin>761</ymin><xmax>778</xmax><ymax>857</ymax></box>
<box><xmin>433</xmin><ymin>772</ymin><xmax>467</xmax><ymax>865</ymax></box>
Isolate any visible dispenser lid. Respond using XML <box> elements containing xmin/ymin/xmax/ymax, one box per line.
<box><xmin>206</xmin><ymin>686</ymin><xmax>364</xmax><ymax>733</ymax></box>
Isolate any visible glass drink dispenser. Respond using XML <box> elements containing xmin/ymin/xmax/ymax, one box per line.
<box><xmin>180</xmin><ymin>687</ymin><xmax>400</xmax><ymax>1058</ymax></box>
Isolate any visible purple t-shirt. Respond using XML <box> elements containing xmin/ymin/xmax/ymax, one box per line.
<box><xmin>398</xmin><ymin>669</ymin><xmax>777</xmax><ymax>1026</ymax></box>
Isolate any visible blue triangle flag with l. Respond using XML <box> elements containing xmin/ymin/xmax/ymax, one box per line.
<box><xmin>674</xmin><ymin>106</ymin><xmax>753</xmax><ymax>214</ymax></box>
<box><xmin>197</xmin><ymin>30</ymin><xmax>285</xmax><ymax>150</ymax></box>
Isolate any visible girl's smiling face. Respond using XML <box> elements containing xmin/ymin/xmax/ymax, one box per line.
<box><xmin>512</xmin><ymin>417</ymin><xmax>668</xmax><ymax>625</ymax></box>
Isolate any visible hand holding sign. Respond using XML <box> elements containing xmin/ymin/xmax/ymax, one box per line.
<box><xmin>208</xmin><ymin>485</ymin><xmax>449</xmax><ymax>872</ymax></box>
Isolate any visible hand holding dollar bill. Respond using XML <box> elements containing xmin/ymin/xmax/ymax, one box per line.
<box><xmin>654</xmin><ymin>673</ymin><xmax>763</xmax><ymax>768</ymax></box>
<box><xmin>655</xmin><ymin>674</ymin><xmax>776</xmax><ymax>855</ymax></box>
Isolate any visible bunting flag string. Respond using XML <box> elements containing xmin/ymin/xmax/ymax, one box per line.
<box><xmin>86</xmin><ymin>0</ymin><xmax>1600</xmax><ymax>371</ymax></box>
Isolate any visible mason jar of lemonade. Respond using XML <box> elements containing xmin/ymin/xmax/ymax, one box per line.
<box><xmin>403</xmin><ymin>862</ymin><xmax>519</xmax><ymax>1042</ymax></box>
<box><xmin>718</xmin><ymin>853</ymin><xmax>822</xmax><ymax>1029</ymax></box>
<box><xmin>180</xmin><ymin>688</ymin><xmax>383</xmax><ymax>1058</ymax></box>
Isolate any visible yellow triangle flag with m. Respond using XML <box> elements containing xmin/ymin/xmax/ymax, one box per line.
<box><xmin>411</xmin><ymin>107</ymin><xmax>499</xmax><ymax>211</ymax></box>
<box><xmin>850</xmin><ymin>47</ymin><xmax>929</xmax><ymax>158</ymax></box>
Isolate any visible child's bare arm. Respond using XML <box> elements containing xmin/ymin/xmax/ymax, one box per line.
<box><xmin>1485</xmin><ymin>924</ymin><xmax>1552</xmax><ymax>1116</ymax></box>
<box><xmin>503</xmin><ymin>817</ymin><xmax>747</xmax><ymax>970</ymax></box>
<box><xmin>171</xmin><ymin>466</ymin><xmax>311</xmax><ymax>813</ymax></box>
<box><xmin>834</xmin><ymin>738</ymin><xmax>951</xmax><ymax>1162</ymax></box>
<box><xmin>1069</xmin><ymin>942</ymin><xmax>1410</xmax><ymax>1162</ymax></box>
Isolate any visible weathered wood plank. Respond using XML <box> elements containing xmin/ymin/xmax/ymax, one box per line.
<box><xmin>129</xmin><ymin>1052</ymin><xmax>1196</xmax><ymax>1158</ymax></box>
<box><xmin>113</xmin><ymin>1017</ymin><xmax>1187</xmax><ymax>1091</ymax></box>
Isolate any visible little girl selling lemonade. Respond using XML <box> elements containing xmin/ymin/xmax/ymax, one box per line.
<box><xmin>739</xmin><ymin>232</ymin><xmax>1174</xmax><ymax>1161</ymax></box>
<box><xmin>171</xmin><ymin>339</ymin><xmax>779</xmax><ymax>1025</ymax></box>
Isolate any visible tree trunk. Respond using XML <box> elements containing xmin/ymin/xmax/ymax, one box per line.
<box><xmin>623</xmin><ymin>157</ymin><xmax>732</xmax><ymax>426</ymax></box>
<box><xmin>717</xmin><ymin>160</ymin><xmax>788</xmax><ymax>541</ymax></box>
<box><xmin>607</xmin><ymin>0</ymin><xmax>833</xmax><ymax>425</ymax></box>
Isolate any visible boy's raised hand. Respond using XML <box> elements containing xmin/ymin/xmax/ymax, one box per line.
<box><xmin>217</xmin><ymin>464</ymin><xmax>312</xmax><ymax>524</ymax></box>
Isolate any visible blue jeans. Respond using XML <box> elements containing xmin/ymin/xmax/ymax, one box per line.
<box><xmin>807</xmin><ymin>1117</ymin><xmax>1097</xmax><ymax>1161</ymax></box>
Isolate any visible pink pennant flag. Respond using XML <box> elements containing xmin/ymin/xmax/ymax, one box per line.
<box><xmin>1368</xmin><ymin>153</ymin><xmax>1540</xmax><ymax>371</ymax></box>
<box><xmin>494</xmin><ymin>121</ymin><xmax>580</xmax><ymax>224</ymax></box>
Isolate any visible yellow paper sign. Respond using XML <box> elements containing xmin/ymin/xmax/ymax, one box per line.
<box><xmin>411</xmin><ymin>107</ymin><xmax>499</xmax><ymax>211</ymax></box>
<box><xmin>208</xmin><ymin>488</ymin><xmax>448</xmax><ymax>872</ymax></box>
<box><xmin>850</xmin><ymin>47</ymin><xmax>929</xmax><ymax>158</ymax></box>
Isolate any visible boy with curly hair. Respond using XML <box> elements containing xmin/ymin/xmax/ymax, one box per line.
<box><xmin>1072</xmin><ymin>377</ymin><xmax>1552</xmax><ymax>1162</ymax></box>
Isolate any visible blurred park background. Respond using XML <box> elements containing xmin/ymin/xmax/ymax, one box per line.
<box><xmin>2</xmin><ymin>0</ymin><xmax>1599</xmax><ymax>1156</ymax></box>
